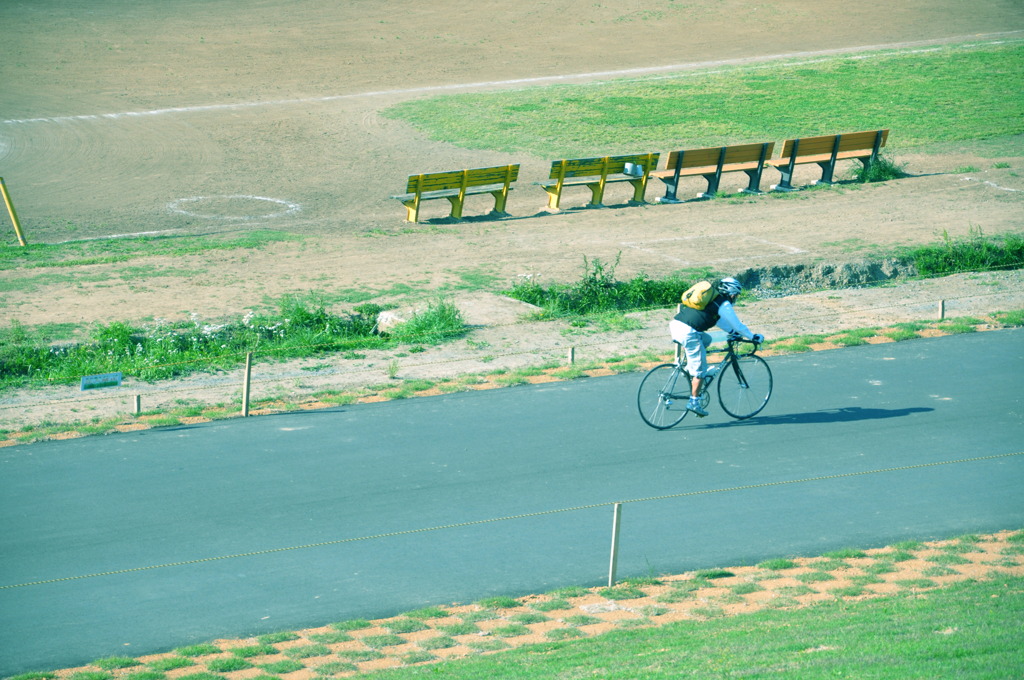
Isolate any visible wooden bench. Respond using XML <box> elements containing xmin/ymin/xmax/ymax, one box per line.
<box><xmin>650</xmin><ymin>142</ymin><xmax>774</xmax><ymax>203</ymax></box>
<box><xmin>536</xmin><ymin>153</ymin><xmax>659</xmax><ymax>211</ymax></box>
<box><xmin>392</xmin><ymin>164</ymin><xmax>520</xmax><ymax>222</ymax></box>
<box><xmin>767</xmin><ymin>129</ymin><xmax>889</xmax><ymax>191</ymax></box>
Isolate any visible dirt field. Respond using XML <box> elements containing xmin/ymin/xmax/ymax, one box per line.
<box><xmin>2</xmin><ymin>0</ymin><xmax>1024</xmax><ymax>330</ymax></box>
<box><xmin>1</xmin><ymin>0</ymin><xmax>1023</xmax><ymax>433</ymax></box>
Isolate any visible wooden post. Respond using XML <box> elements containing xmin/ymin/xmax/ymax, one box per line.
<box><xmin>938</xmin><ymin>300</ymin><xmax>946</xmax><ymax>320</ymax></box>
<box><xmin>608</xmin><ymin>503</ymin><xmax>623</xmax><ymax>587</ymax></box>
<box><xmin>0</xmin><ymin>177</ymin><xmax>27</xmax><ymax>246</ymax></box>
<box><xmin>133</xmin><ymin>395</ymin><xmax>141</xmax><ymax>415</ymax></box>
<box><xmin>568</xmin><ymin>346</ymin><xmax>575</xmax><ymax>364</ymax></box>
<box><xmin>242</xmin><ymin>352</ymin><xmax>253</xmax><ymax>417</ymax></box>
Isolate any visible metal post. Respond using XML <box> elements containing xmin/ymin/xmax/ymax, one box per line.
<box><xmin>0</xmin><ymin>177</ymin><xmax>27</xmax><ymax>246</ymax></box>
<box><xmin>608</xmin><ymin>502</ymin><xmax>622</xmax><ymax>587</ymax></box>
<box><xmin>133</xmin><ymin>395</ymin><xmax>141</xmax><ymax>415</ymax></box>
<box><xmin>242</xmin><ymin>352</ymin><xmax>253</xmax><ymax>416</ymax></box>
<box><xmin>938</xmin><ymin>299</ymin><xmax>945</xmax><ymax>320</ymax></box>
<box><xmin>568</xmin><ymin>346</ymin><xmax>575</xmax><ymax>364</ymax></box>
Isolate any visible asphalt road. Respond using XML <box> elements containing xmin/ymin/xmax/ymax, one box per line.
<box><xmin>2</xmin><ymin>329</ymin><xmax>1022</xmax><ymax>675</ymax></box>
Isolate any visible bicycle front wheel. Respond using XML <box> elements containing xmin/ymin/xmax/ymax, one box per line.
<box><xmin>637</xmin><ymin>363</ymin><xmax>690</xmax><ymax>429</ymax></box>
<box><xmin>717</xmin><ymin>354</ymin><xmax>772</xmax><ymax>419</ymax></box>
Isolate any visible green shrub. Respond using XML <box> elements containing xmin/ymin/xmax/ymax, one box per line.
<box><xmin>390</xmin><ymin>299</ymin><xmax>465</xmax><ymax>344</ymax></box>
<box><xmin>438</xmin><ymin>622</ymin><xmax>480</xmax><ymax>636</ymax></box>
<box><xmin>330</xmin><ymin>618</ymin><xmax>372</xmax><ymax>631</ymax></box>
<box><xmin>757</xmin><ymin>558</ymin><xmax>798</xmax><ymax>571</ymax></box>
<box><xmin>258</xmin><ymin>660</ymin><xmax>305</xmax><ymax>674</ymax></box>
<box><xmin>174</xmin><ymin>644</ymin><xmax>220</xmax><ymax>657</ymax></box>
<box><xmin>147</xmin><ymin>658</ymin><xmax>194</xmax><ymax>671</ymax></box>
<box><xmin>361</xmin><ymin>634</ymin><xmax>406</xmax><ymax>649</ymax></box>
<box><xmin>419</xmin><ymin>635</ymin><xmax>458</xmax><ymax>650</ymax></box>
<box><xmin>93</xmin><ymin>658</ymin><xmax>140</xmax><ymax>671</ymax></box>
<box><xmin>232</xmin><ymin>644</ymin><xmax>277</xmax><ymax>658</ymax></box>
<box><xmin>402</xmin><ymin>606</ymin><xmax>449</xmax><ymax>620</ymax></box>
<box><xmin>477</xmin><ymin>596</ymin><xmax>520</xmax><ymax>609</ymax></box>
<box><xmin>283</xmin><ymin>644</ymin><xmax>330</xmax><ymax>659</ymax></box>
<box><xmin>311</xmin><ymin>661</ymin><xmax>356</xmax><ymax>675</ymax></box>
<box><xmin>308</xmin><ymin>631</ymin><xmax>353</xmax><ymax>644</ymax></box>
<box><xmin>505</xmin><ymin>254</ymin><xmax>715</xmax><ymax>318</ymax></box>
<box><xmin>598</xmin><ymin>585</ymin><xmax>647</xmax><ymax>600</ymax></box>
<box><xmin>904</xmin><ymin>229</ymin><xmax>1024</xmax><ymax>277</ymax></box>
<box><xmin>383</xmin><ymin>618</ymin><xmax>428</xmax><ymax>634</ymax></box>
<box><xmin>206</xmin><ymin>657</ymin><xmax>252</xmax><ymax>672</ymax></box>
<box><xmin>851</xmin><ymin>154</ymin><xmax>908</xmax><ymax>182</ymax></box>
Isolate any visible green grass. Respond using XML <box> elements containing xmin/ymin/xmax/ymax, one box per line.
<box><xmin>358</xmin><ymin>574</ymin><xmax>1023</xmax><ymax>679</ymax></box>
<box><xmin>0</xmin><ymin>231</ymin><xmax>302</xmax><ymax>271</ymax></box>
<box><xmin>0</xmin><ymin>293</ymin><xmax>463</xmax><ymax>390</ymax></box>
<box><xmin>172</xmin><ymin>645</ymin><xmax>219</xmax><ymax>658</ymax></box>
<box><xmin>900</xmin><ymin>228</ymin><xmax>1024</xmax><ymax>278</ymax></box>
<box><xmin>383</xmin><ymin>41</ymin><xmax>1024</xmax><ymax>157</ymax></box>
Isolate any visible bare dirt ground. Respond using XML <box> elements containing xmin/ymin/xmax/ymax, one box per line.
<box><xmin>1</xmin><ymin>0</ymin><xmax>1023</xmax><ymax>434</ymax></box>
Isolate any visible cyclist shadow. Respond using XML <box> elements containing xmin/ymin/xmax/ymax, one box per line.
<box><xmin>697</xmin><ymin>406</ymin><xmax>934</xmax><ymax>428</ymax></box>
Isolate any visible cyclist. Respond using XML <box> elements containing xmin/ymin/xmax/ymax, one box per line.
<box><xmin>669</xmin><ymin>277</ymin><xmax>764</xmax><ymax>417</ymax></box>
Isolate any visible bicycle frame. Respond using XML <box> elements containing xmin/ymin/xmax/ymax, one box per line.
<box><xmin>637</xmin><ymin>334</ymin><xmax>771</xmax><ymax>429</ymax></box>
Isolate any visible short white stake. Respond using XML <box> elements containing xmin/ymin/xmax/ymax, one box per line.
<box><xmin>608</xmin><ymin>503</ymin><xmax>623</xmax><ymax>587</ymax></box>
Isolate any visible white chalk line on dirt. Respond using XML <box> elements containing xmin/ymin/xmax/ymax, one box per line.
<box><xmin>53</xmin><ymin>230</ymin><xmax>182</xmax><ymax>244</ymax></box>
<box><xmin>167</xmin><ymin>195</ymin><xmax>303</xmax><ymax>221</ymax></box>
<box><xmin>960</xmin><ymin>177</ymin><xmax>1021</xmax><ymax>192</ymax></box>
<box><xmin>623</xmin><ymin>234</ymin><xmax>807</xmax><ymax>267</ymax></box>
<box><xmin>3</xmin><ymin>32</ymin><xmax>1021</xmax><ymax>127</ymax></box>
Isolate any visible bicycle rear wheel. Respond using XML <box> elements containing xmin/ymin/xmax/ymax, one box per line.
<box><xmin>717</xmin><ymin>354</ymin><xmax>772</xmax><ymax>419</ymax></box>
<box><xmin>637</xmin><ymin>363</ymin><xmax>691</xmax><ymax>429</ymax></box>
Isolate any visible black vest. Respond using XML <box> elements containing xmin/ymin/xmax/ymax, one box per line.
<box><xmin>674</xmin><ymin>297</ymin><xmax>723</xmax><ymax>332</ymax></box>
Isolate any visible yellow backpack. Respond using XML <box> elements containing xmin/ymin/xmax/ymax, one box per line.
<box><xmin>680</xmin><ymin>279</ymin><xmax>721</xmax><ymax>310</ymax></box>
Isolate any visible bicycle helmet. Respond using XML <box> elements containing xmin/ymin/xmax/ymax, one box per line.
<box><xmin>718</xmin><ymin>277</ymin><xmax>743</xmax><ymax>297</ymax></box>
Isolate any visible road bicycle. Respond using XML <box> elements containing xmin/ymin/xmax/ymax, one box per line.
<box><xmin>637</xmin><ymin>334</ymin><xmax>773</xmax><ymax>429</ymax></box>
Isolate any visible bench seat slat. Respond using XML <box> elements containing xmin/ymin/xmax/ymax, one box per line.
<box><xmin>391</xmin><ymin>183</ymin><xmax>515</xmax><ymax>202</ymax></box>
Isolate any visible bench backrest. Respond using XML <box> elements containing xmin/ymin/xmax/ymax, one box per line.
<box><xmin>548</xmin><ymin>153</ymin><xmax>659</xmax><ymax>179</ymax></box>
<box><xmin>779</xmin><ymin>130</ymin><xmax>889</xmax><ymax>159</ymax></box>
<box><xmin>663</xmin><ymin>142</ymin><xmax>774</xmax><ymax>171</ymax></box>
<box><xmin>405</xmin><ymin>164</ymin><xmax>520</xmax><ymax>194</ymax></box>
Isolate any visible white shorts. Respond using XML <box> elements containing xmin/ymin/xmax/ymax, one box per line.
<box><xmin>669</xmin><ymin>319</ymin><xmax>712</xmax><ymax>378</ymax></box>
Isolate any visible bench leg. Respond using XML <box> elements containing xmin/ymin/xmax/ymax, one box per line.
<box><xmin>489</xmin><ymin>189</ymin><xmax>512</xmax><ymax>217</ymax></box>
<box><xmin>813</xmin><ymin>161</ymin><xmax>837</xmax><ymax>186</ymax></box>
<box><xmin>770</xmin><ymin>166</ymin><xmax>797</xmax><ymax>192</ymax></box>
<box><xmin>543</xmin><ymin>187</ymin><xmax>562</xmax><ymax>211</ymax></box>
<box><xmin>627</xmin><ymin>178</ymin><xmax>650</xmax><ymax>205</ymax></box>
<box><xmin>858</xmin><ymin>156</ymin><xmax>874</xmax><ymax>178</ymax></box>
<box><xmin>697</xmin><ymin>173</ymin><xmax>720</xmax><ymax>200</ymax></box>
<box><xmin>402</xmin><ymin>199</ymin><xmax>420</xmax><ymax>223</ymax></box>
<box><xmin>655</xmin><ymin>179</ymin><xmax>682</xmax><ymax>204</ymax></box>
<box><xmin>586</xmin><ymin>182</ymin><xmax>606</xmax><ymax>208</ymax></box>
<box><xmin>741</xmin><ymin>167</ymin><xmax>766</xmax><ymax>195</ymax></box>
<box><xmin>445</xmin><ymin>195</ymin><xmax>465</xmax><ymax>221</ymax></box>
